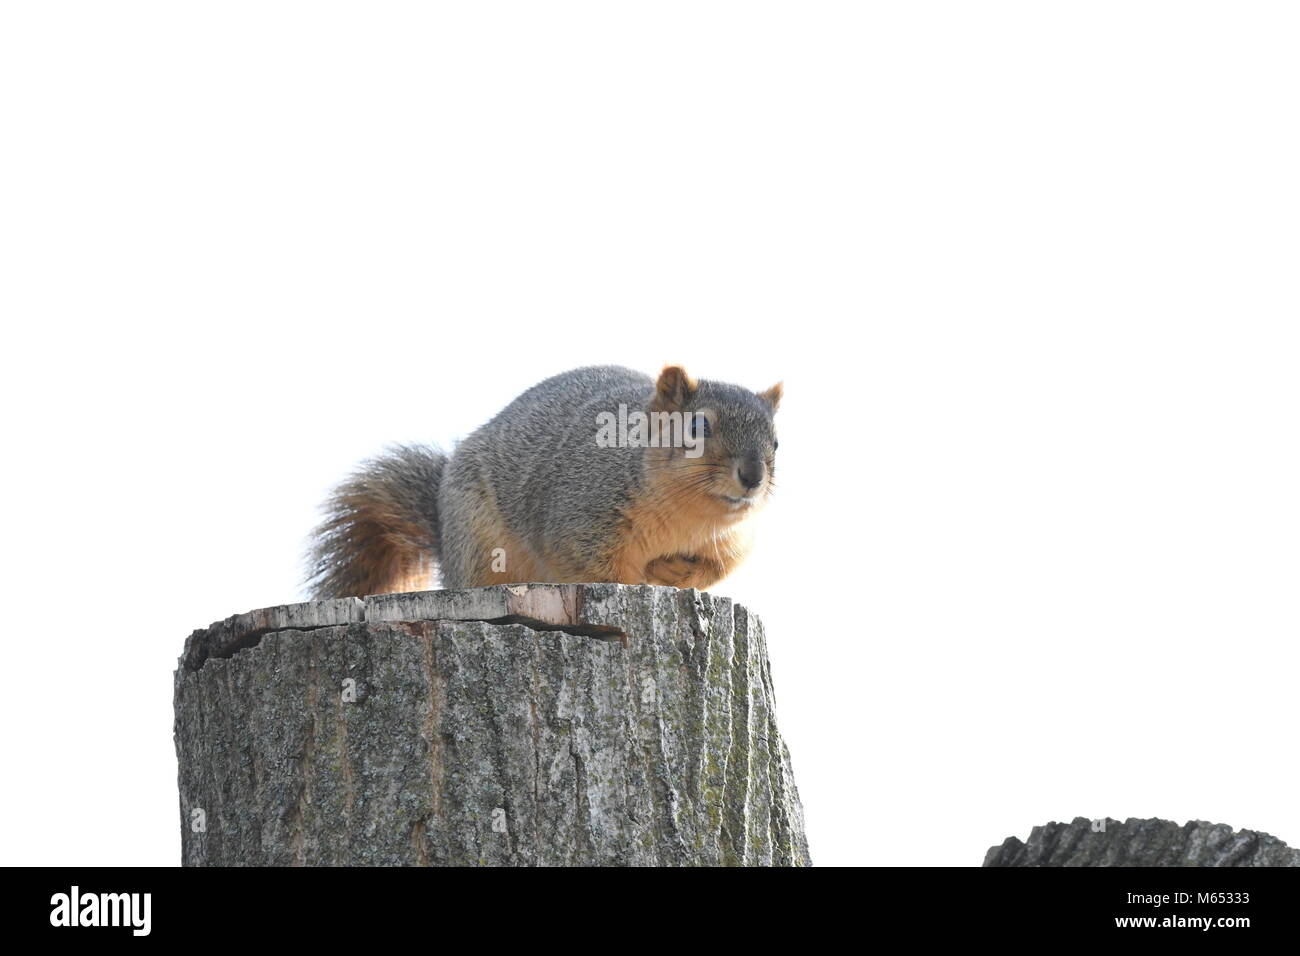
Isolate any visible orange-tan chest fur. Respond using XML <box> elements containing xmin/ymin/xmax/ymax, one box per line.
<box><xmin>611</xmin><ymin>475</ymin><xmax>755</xmax><ymax>586</ymax></box>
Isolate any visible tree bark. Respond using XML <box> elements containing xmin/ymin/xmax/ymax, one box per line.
<box><xmin>985</xmin><ymin>817</ymin><xmax>1299</xmax><ymax>867</ymax></box>
<box><xmin>173</xmin><ymin>583</ymin><xmax>810</xmax><ymax>866</ymax></box>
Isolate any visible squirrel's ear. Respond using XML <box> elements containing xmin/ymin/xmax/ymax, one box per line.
<box><xmin>654</xmin><ymin>365</ymin><xmax>698</xmax><ymax>411</ymax></box>
<box><xmin>759</xmin><ymin>381</ymin><xmax>783</xmax><ymax>412</ymax></box>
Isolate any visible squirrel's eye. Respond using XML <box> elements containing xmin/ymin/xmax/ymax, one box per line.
<box><xmin>772</xmin><ymin>438</ymin><xmax>779</xmax><ymax>451</ymax></box>
<box><xmin>689</xmin><ymin>414</ymin><xmax>711</xmax><ymax>439</ymax></box>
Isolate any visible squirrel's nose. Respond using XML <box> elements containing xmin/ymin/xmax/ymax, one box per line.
<box><xmin>736</xmin><ymin>459</ymin><xmax>765</xmax><ymax>491</ymax></box>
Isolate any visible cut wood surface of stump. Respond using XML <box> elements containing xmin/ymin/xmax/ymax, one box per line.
<box><xmin>173</xmin><ymin>583</ymin><xmax>811</xmax><ymax>866</ymax></box>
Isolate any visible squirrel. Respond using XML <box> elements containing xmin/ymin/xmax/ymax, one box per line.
<box><xmin>306</xmin><ymin>364</ymin><xmax>782</xmax><ymax>598</ymax></box>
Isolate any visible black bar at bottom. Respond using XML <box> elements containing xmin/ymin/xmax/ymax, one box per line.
<box><xmin>11</xmin><ymin>865</ymin><xmax>1297</xmax><ymax>942</ymax></box>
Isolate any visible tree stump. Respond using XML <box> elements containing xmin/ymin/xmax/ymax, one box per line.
<box><xmin>173</xmin><ymin>583</ymin><xmax>811</xmax><ymax>866</ymax></box>
<box><xmin>985</xmin><ymin>817</ymin><xmax>1300</xmax><ymax>866</ymax></box>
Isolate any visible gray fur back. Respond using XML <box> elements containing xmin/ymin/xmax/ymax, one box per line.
<box><xmin>438</xmin><ymin>366</ymin><xmax>651</xmax><ymax>583</ymax></box>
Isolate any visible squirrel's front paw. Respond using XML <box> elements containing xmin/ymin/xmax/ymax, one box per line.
<box><xmin>643</xmin><ymin>553</ymin><xmax>723</xmax><ymax>589</ymax></box>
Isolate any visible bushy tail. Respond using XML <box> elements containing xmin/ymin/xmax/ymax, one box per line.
<box><xmin>306</xmin><ymin>444</ymin><xmax>447</xmax><ymax>598</ymax></box>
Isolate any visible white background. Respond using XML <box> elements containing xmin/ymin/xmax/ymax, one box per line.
<box><xmin>2</xmin><ymin>2</ymin><xmax>1296</xmax><ymax>867</ymax></box>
